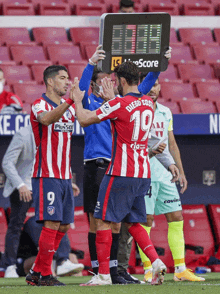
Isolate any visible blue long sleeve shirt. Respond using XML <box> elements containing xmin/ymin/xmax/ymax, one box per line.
<box><xmin>79</xmin><ymin>63</ymin><xmax>160</xmax><ymax>161</ymax></box>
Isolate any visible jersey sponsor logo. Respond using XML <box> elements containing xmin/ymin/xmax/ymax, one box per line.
<box><xmin>130</xmin><ymin>142</ymin><xmax>146</xmax><ymax>150</ymax></box>
<box><xmin>100</xmin><ymin>102</ymin><xmax>110</xmax><ymax>114</ymax></box>
<box><xmin>47</xmin><ymin>206</ymin><xmax>55</xmax><ymax>215</ymax></box>
<box><xmin>54</xmin><ymin>122</ymin><xmax>74</xmax><ymax>132</ymax></box>
<box><xmin>111</xmin><ymin>56</ymin><xmax>122</xmax><ymax>70</ymax></box>
<box><xmin>124</xmin><ymin>58</ymin><xmax>159</xmax><ymax>68</ymax></box>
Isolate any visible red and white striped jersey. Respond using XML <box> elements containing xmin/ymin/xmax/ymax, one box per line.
<box><xmin>31</xmin><ymin>93</ymin><xmax>75</xmax><ymax>179</ymax></box>
<box><xmin>96</xmin><ymin>92</ymin><xmax>154</xmax><ymax>178</ymax></box>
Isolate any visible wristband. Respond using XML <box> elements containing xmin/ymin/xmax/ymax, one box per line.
<box><xmin>66</xmin><ymin>98</ymin><xmax>74</xmax><ymax>106</ymax></box>
<box><xmin>88</xmin><ymin>58</ymin><xmax>97</xmax><ymax>66</ymax></box>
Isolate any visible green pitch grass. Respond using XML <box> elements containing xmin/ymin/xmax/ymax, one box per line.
<box><xmin>0</xmin><ymin>273</ymin><xmax>219</xmax><ymax>294</ymax></box>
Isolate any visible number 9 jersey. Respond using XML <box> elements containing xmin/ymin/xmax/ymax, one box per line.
<box><xmin>96</xmin><ymin>92</ymin><xmax>154</xmax><ymax>178</ymax></box>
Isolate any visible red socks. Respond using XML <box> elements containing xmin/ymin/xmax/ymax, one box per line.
<box><xmin>54</xmin><ymin>230</ymin><xmax>65</xmax><ymax>251</ymax></box>
<box><xmin>96</xmin><ymin>229</ymin><xmax>112</xmax><ymax>274</ymax></box>
<box><xmin>33</xmin><ymin>227</ymin><xmax>57</xmax><ymax>276</ymax></box>
<box><xmin>128</xmin><ymin>223</ymin><xmax>158</xmax><ymax>264</ymax></box>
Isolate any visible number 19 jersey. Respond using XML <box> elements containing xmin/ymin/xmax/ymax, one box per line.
<box><xmin>96</xmin><ymin>92</ymin><xmax>154</xmax><ymax>178</ymax></box>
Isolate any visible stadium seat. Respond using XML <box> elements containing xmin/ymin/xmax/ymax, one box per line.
<box><xmin>0</xmin><ymin>65</ymin><xmax>36</xmax><ymax>85</ymax></box>
<box><xmin>38</xmin><ymin>3</ymin><xmax>71</xmax><ymax>15</ymax></box>
<box><xmin>214</xmin><ymin>28</ymin><xmax>220</xmax><ymax>44</ymax></box>
<box><xmin>74</xmin><ymin>3</ymin><xmax>106</xmax><ymax>15</ymax></box>
<box><xmin>159</xmin><ymin>64</ymin><xmax>180</xmax><ymax>82</ymax></box>
<box><xmin>149</xmin><ymin>214</ymin><xmax>174</xmax><ymax>272</ymax></box>
<box><xmin>212</xmin><ymin>63</ymin><xmax>220</xmax><ymax>80</ymax></box>
<box><xmin>13</xmin><ymin>84</ymin><xmax>46</xmax><ymax>104</ymax></box>
<box><xmin>195</xmin><ymin>82</ymin><xmax>220</xmax><ymax>101</ymax></box>
<box><xmin>177</xmin><ymin>64</ymin><xmax>217</xmax><ymax>83</ymax></box>
<box><xmin>193</xmin><ymin>44</ymin><xmax>220</xmax><ymax>64</ymax></box>
<box><xmin>182</xmin><ymin>205</ymin><xmax>215</xmax><ymax>269</ymax></box>
<box><xmin>147</xmin><ymin>3</ymin><xmax>179</xmax><ymax>15</ymax></box>
<box><xmin>0</xmin><ymin>27</ymin><xmax>36</xmax><ymax>46</ymax></box>
<box><xmin>183</xmin><ymin>3</ymin><xmax>215</xmax><ymax>15</ymax></box>
<box><xmin>170</xmin><ymin>28</ymin><xmax>179</xmax><ymax>43</ymax></box>
<box><xmin>216</xmin><ymin>101</ymin><xmax>220</xmax><ymax>113</ymax></box>
<box><xmin>69</xmin><ymin>27</ymin><xmax>99</xmax><ymax>46</ymax></box>
<box><xmin>159</xmin><ymin>101</ymin><xmax>181</xmax><ymax>114</ymax></box>
<box><xmin>160</xmin><ymin>83</ymin><xmax>196</xmax><ymax>100</ymax></box>
<box><xmin>0</xmin><ymin>208</ymin><xmax>8</xmax><ymax>253</ymax></box>
<box><xmin>168</xmin><ymin>43</ymin><xmax>196</xmax><ymax>64</ymax></box>
<box><xmin>67</xmin><ymin>207</ymin><xmax>91</xmax><ymax>269</ymax></box>
<box><xmin>32</xmin><ymin>27</ymin><xmax>72</xmax><ymax>46</ymax></box>
<box><xmin>0</xmin><ymin>47</ymin><xmax>16</xmax><ymax>65</ymax></box>
<box><xmin>10</xmin><ymin>46</ymin><xmax>52</xmax><ymax>66</ymax></box>
<box><xmin>47</xmin><ymin>45</ymin><xmax>84</xmax><ymax>65</ymax></box>
<box><xmin>178</xmin><ymin>28</ymin><xmax>215</xmax><ymax>45</ymax></box>
<box><xmin>208</xmin><ymin>204</ymin><xmax>220</xmax><ymax>246</ymax></box>
<box><xmin>2</xmin><ymin>3</ymin><xmax>35</xmax><ymax>15</ymax></box>
<box><xmin>67</xmin><ymin>63</ymin><xmax>87</xmax><ymax>80</ymax></box>
<box><xmin>84</xmin><ymin>43</ymin><xmax>98</xmax><ymax>60</ymax></box>
<box><xmin>31</xmin><ymin>64</ymin><xmax>51</xmax><ymax>84</ymax></box>
<box><xmin>179</xmin><ymin>100</ymin><xmax>217</xmax><ymax>114</ymax></box>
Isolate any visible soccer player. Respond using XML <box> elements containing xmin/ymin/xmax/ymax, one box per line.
<box><xmin>70</xmin><ymin>61</ymin><xmax>167</xmax><ymax>286</ymax></box>
<box><xmin>137</xmin><ymin>77</ymin><xmax>205</xmax><ymax>282</ymax></box>
<box><xmin>25</xmin><ymin>65</ymin><xmax>79</xmax><ymax>286</ymax></box>
<box><xmin>79</xmin><ymin>45</ymin><xmax>173</xmax><ymax>285</ymax></box>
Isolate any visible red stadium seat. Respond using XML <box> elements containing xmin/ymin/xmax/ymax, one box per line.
<box><xmin>216</xmin><ymin>101</ymin><xmax>220</xmax><ymax>113</ymax></box>
<box><xmin>178</xmin><ymin>28</ymin><xmax>215</xmax><ymax>45</ymax></box>
<box><xmin>160</xmin><ymin>83</ymin><xmax>196</xmax><ymax>100</ymax></box>
<box><xmin>149</xmin><ymin>214</ymin><xmax>174</xmax><ymax>272</ymax></box>
<box><xmin>192</xmin><ymin>44</ymin><xmax>220</xmax><ymax>64</ymax></box>
<box><xmin>0</xmin><ymin>65</ymin><xmax>35</xmax><ymax>85</ymax></box>
<box><xmin>2</xmin><ymin>3</ymin><xmax>35</xmax><ymax>15</ymax></box>
<box><xmin>84</xmin><ymin>44</ymin><xmax>98</xmax><ymax>60</ymax></box>
<box><xmin>168</xmin><ymin>43</ymin><xmax>196</xmax><ymax>64</ymax></box>
<box><xmin>22</xmin><ymin>102</ymin><xmax>32</xmax><ymax>114</ymax></box>
<box><xmin>47</xmin><ymin>45</ymin><xmax>84</xmax><ymax>65</ymax></box>
<box><xmin>67</xmin><ymin>63</ymin><xmax>87</xmax><ymax>80</ymax></box>
<box><xmin>10</xmin><ymin>46</ymin><xmax>52</xmax><ymax>66</ymax></box>
<box><xmin>179</xmin><ymin>100</ymin><xmax>217</xmax><ymax>114</ymax></box>
<box><xmin>67</xmin><ymin>207</ymin><xmax>91</xmax><ymax>269</ymax></box>
<box><xmin>74</xmin><ymin>3</ymin><xmax>106</xmax><ymax>15</ymax></box>
<box><xmin>195</xmin><ymin>82</ymin><xmax>220</xmax><ymax>101</ymax></box>
<box><xmin>70</xmin><ymin>27</ymin><xmax>99</xmax><ymax>46</ymax></box>
<box><xmin>159</xmin><ymin>64</ymin><xmax>180</xmax><ymax>82</ymax></box>
<box><xmin>0</xmin><ymin>47</ymin><xmax>16</xmax><ymax>65</ymax></box>
<box><xmin>159</xmin><ymin>101</ymin><xmax>181</xmax><ymax>114</ymax></box>
<box><xmin>38</xmin><ymin>3</ymin><xmax>71</xmax><ymax>15</ymax></box>
<box><xmin>208</xmin><ymin>204</ymin><xmax>220</xmax><ymax>246</ymax></box>
<box><xmin>31</xmin><ymin>64</ymin><xmax>50</xmax><ymax>84</ymax></box>
<box><xmin>0</xmin><ymin>27</ymin><xmax>36</xmax><ymax>46</ymax></box>
<box><xmin>214</xmin><ymin>28</ymin><xmax>220</xmax><ymax>44</ymax></box>
<box><xmin>182</xmin><ymin>205</ymin><xmax>215</xmax><ymax>270</ymax></box>
<box><xmin>177</xmin><ymin>64</ymin><xmax>217</xmax><ymax>83</ymax></box>
<box><xmin>13</xmin><ymin>84</ymin><xmax>46</xmax><ymax>104</ymax></box>
<box><xmin>32</xmin><ymin>27</ymin><xmax>72</xmax><ymax>46</ymax></box>
<box><xmin>147</xmin><ymin>3</ymin><xmax>179</xmax><ymax>15</ymax></box>
<box><xmin>212</xmin><ymin>63</ymin><xmax>220</xmax><ymax>80</ymax></box>
<box><xmin>183</xmin><ymin>3</ymin><xmax>215</xmax><ymax>15</ymax></box>
<box><xmin>0</xmin><ymin>208</ymin><xmax>8</xmax><ymax>253</ymax></box>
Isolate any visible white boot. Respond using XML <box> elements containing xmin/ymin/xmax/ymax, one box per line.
<box><xmin>151</xmin><ymin>259</ymin><xmax>166</xmax><ymax>285</ymax></box>
<box><xmin>56</xmin><ymin>259</ymin><xmax>84</xmax><ymax>276</ymax></box>
<box><xmin>4</xmin><ymin>265</ymin><xmax>19</xmax><ymax>278</ymax></box>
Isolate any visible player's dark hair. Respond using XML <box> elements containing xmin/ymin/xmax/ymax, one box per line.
<box><xmin>43</xmin><ymin>65</ymin><xmax>68</xmax><ymax>86</ymax></box>
<box><xmin>119</xmin><ymin>0</ymin><xmax>134</xmax><ymax>9</ymax></box>
<box><xmin>114</xmin><ymin>61</ymin><xmax>139</xmax><ymax>85</ymax></box>
<box><xmin>91</xmin><ymin>66</ymin><xmax>103</xmax><ymax>83</ymax></box>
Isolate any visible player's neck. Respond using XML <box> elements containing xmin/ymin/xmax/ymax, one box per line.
<box><xmin>124</xmin><ymin>85</ymin><xmax>140</xmax><ymax>96</ymax></box>
<box><xmin>45</xmin><ymin>90</ymin><xmax>62</xmax><ymax>105</ymax></box>
<box><xmin>153</xmin><ymin>102</ymin><xmax>157</xmax><ymax>111</ymax></box>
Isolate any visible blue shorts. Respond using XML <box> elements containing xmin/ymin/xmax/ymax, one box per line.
<box><xmin>32</xmin><ymin>178</ymin><xmax>74</xmax><ymax>224</ymax></box>
<box><xmin>145</xmin><ymin>180</ymin><xmax>182</xmax><ymax>215</ymax></box>
<box><xmin>94</xmin><ymin>175</ymin><xmax>151</xmax><ymax>223</ymax></box>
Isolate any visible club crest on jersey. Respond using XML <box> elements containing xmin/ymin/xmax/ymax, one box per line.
<box><xmin>34</xmin><ymin>103</ymin><xmax>41</xmax><ymax>112</ymax></box>
<box><xmin>100</xmin><ymin>102</ymin><xmax>110</xmax><ymax>114</ymax></box>
<box><xmin>65</xmin><ymin>109</ymin><xmax>72</xmax><ymax>119</ymax></box>
<box><xmin>47</xmin><ymin>206</ymin><xmax>55</xmax><ymax>216</ymax></box>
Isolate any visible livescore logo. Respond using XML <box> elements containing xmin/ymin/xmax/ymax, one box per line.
<box><xmin>111</xmin><ymin>57</ymin><xmax>159</xmax><ymax>70</ymax></box>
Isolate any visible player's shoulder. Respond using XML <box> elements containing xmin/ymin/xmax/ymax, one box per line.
<box><xmin>156</xmin><ymin>101</ymin><xmax>173</xmax><ymax>117</ymax></box>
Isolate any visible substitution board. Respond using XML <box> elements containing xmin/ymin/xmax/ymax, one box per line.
<box><xmin>98</xmin><ymin>13</ymin><xmax>171</xmax><ymax>73</ymax></box>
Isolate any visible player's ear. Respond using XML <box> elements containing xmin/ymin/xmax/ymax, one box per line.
<box><xmin>47</xmin><ymin>77</ymin><xmax>54</xmax><ymax>87</ymax></box>
<box><xmin>120</xmin><ymin>77</ymin><xmax>126</xmax><ymax>86</ymax></box>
